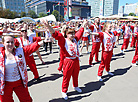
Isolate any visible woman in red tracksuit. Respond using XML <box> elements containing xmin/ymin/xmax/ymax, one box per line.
<box><xmin>0</xmin><ymin>34</ymin><xmax>43</xmax><ymax>102</ymax></box>
<box><xmin>130</xmin><ymin>22</ymin><xmax>137</xmax><ymax>48</ymax></box>
<box><xmin>14</xmin><ymin>28</ymin><xmax>42</xmax><ymax>80</ymax></box>
<box><xmin>92</xmin><ymin>22</ymin><xmax>117</xmax><ymax>81</ymax></box>
<box><xmin>121</xmin><ymin>22</ymin><xmax>134</xmax><ymax>52</ymax></box>
<box><xmin>131</xmin><ymin>23</ymin><xmax>138</xmax><ymax>66</ymax></box>
<box><xmin>42</xmin><ymin>19</ymin><xmax>87</xmax><ymax>100</ymax></box>
<box><xmin>88</xmin><ymin>17</ymin><xmax>103</xmax><ymax>66</ymax></box>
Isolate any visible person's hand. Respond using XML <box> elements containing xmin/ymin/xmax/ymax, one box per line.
<box><xmin>41</xmin><ymin>19</ymin><xmax>49</xmax><ymax>26</ymax></box>
<box><xmin>81</xmin><ymin>19</ymin><xmax>88</xmax><ymax>27</ymax></box>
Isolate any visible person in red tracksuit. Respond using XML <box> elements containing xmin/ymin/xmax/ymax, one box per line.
<box><xmin>91</xmin><ymin>22</ymin><xmax>117</xmax><ymax>81</ymax></box>
<box><xmin>42</xmin><ymin>19</ymin><xmax>87</xmax><ymax>100</ymax></box>
<box><xmin>14</xmin><ymin>28</ymin><xmax>42</xmax><ymax>80</ymax></box>
<box><xmin>88</xmin><ymin>17</ymin><xmax>103</xmax><ymax>66</ymax></box>
<box><xmin>121</xmin><ymin>22</ymin><xmax>134</xmax><ymax>53</ymax></box>
<box><xmin>131</xmin><ymin>24</ymin><xmax>138</xmax><ymax>66</ymax></box>
<box><xmin>130</xmin><ymin>22</ymin><xmax>138</xmax><ymax>48</ymax></box>
<box><xmin>0</xmin><ymin>34</ymin><xmax>44</xmax><ymax>102</ymax></box>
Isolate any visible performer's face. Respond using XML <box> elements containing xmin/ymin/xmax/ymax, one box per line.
<box><xmin>67</xmin><ymin>33</ymin><xmax>75</xmax><ymax>41</ymax></box>
<box><xmin>106</xmin><ymin>24</ymin><xmax>112</xmax><ymax>32</ymax></box>
<box><xmin>21</xmin><ymin>30</ymin><xmax>27</xmax><ymax>37</ymax></box>
<box><xmin>3</xmin><ymin>36</ymin><xmax>14</xmax><ymax>52</ymax></box>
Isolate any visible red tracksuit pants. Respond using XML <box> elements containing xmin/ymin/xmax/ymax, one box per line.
<box><xmin>62</xmin><ymin>57</ymin><xmax>80</xmax><ymax>93</ymax></box>
<box><xmin>130</xmin><ymin>36</ymin><xmax>136</xmax><ymax>47</ymax></box>
<box><xmin>89</xmin><ymin>42</ymin><xmax>101</xmax><ymax>63</ymax></box>
<box><xmin>98</xmin><ymin>50</ymin><xmax>113</xmax><ymax>76</ymax></box>
<box><xmin>132</xmin><ymin>46</ymin><xmax>138</xmax><ymax>63</ymax></box>
<box><xmin>121</xmin><ymin>38</ymin><xmax>130</xmax><ymax>50</ymax></box>
<box><xmin>26</xmin><ymin>55</ymin><xmax>39</xmax><ymax>79</ymax></box>
<box><xmin>0</xmin><ymin>79</ymin><xmax>32</xmax><ymax>102</ymax></box>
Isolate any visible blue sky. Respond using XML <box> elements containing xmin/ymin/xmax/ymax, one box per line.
<box><xmin>86</xmin><ymin>0</ymin><xmax>138</xmax><ymax>7</ymax></box>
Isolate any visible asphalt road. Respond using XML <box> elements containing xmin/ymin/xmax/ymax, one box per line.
<box><xmin>13</xmin><ymin>37</ymin><xmax>138</xmax><ymax>102</ymax></box>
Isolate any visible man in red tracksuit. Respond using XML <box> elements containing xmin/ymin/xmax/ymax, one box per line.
<box><xmin>42</xmin><ymin>19</ymin><xmax>87</xmax><ymax>100</ymax></box>
<box><xmin>88</xmin><ymin>17</ymin><xmax>103</xmax><ymax>66</ymax></box>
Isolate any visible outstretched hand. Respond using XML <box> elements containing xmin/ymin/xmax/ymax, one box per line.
<box><xmin>41</xmin><ymin>19</ymin><xmax>49</xmax><ymax>26</ymax></box>
<box><xmin>81</xmin><ymin>19</ymin><xmax>88</xmax><ymax>27</ymax></box>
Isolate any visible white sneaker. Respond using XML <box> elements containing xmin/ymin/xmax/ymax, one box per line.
<box><xmin>107</xmin><ymin>72</ymin><xmax>114</xmax><ymax>76</ymax></box>
<box><xmin>121</xmin><ymin>50</ymin><xmax>124</xmax><ymax>53</ymax></box>
<box><xmin>112</xmin><ymin>54</ymin><xmax>115</xmax><ymax>57</ymax></box>
<box><xmin>86</xmin><ymin>51</ymin><xmax>90</xmax><ymax>54</ymax></box>
<box><xmin>131</xmin><ymin>63</ymin><xmax>137</xmax><ymax>66</ymax></box>
<box><xmin>124</xmin><ymin>49</ymin><xmax>128</xmax><ymax>52</ymax></box>
<box><xmin>97</xmin><ymin>76</ymin><xmax>103</xmax><ymax>81</ymax></box>
<box><xmin>61</xmin><ymin>91</ymin><xmax>68</xmax><ymax>100</ymax></box>
<box><xmin>74</xmin><ymin>87</ymin><xmax>82</xmax><ymax>93</ymax></box>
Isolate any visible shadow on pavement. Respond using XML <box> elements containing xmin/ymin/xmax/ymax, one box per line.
<box><xmin>80</xmin><ymin>65</ymin><xmax>92</xmax><ymax>71</ymax></box>
<box><xmin>27</xmin><ymin>66</ymin><xmax>49</xmax><ymax>71</ymax></box>
<box><xmin>102</xmin><ymin>65</ymin><xmax>132</xmax><ymax>82</ymax></box>
<box><xmin>28</xmin><ymin>73</ymin><xmax>63</xmax><ymax>87</ymax></box>
<box><xmin>48</xmin><ymin>65</ymin><xmax>132</xmax><ymax>101</ymax></box>
<box><xmin>49</xmin><ymin>93</ymin><xmax>92</xmax><ymax>102</ymax></box>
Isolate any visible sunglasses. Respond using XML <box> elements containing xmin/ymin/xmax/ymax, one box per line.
<box><xmin>21</xmin><ymin>30</ymin><xmax>27</xmax><ymax>32</ymax></box>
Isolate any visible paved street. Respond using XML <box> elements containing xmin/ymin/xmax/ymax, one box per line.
<box><xmin>13</xmin><ymin>37</ymin><xmax>138</xmax><ymax>102</ymax></box>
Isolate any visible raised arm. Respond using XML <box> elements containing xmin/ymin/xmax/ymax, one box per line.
<box><xmin>41</xmin><ymin>19</ymin><xmax>55</xmax><ymax>34</ymax></box>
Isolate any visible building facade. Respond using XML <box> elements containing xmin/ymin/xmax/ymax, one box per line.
<box><xmin>103</xmin><ymin>0</ymin><xmax>119</xmax><ymax>17</ymax></box>
<box><xmin>88</xmin><ymin>0</ymin><xmax>119</xmax><ymax>17</ymax></box>
<box><xmin>89</xmin><ymin>0</ymin><xmax>100</xmax><ymax>17</ymax></box>
<box><xmin>118</xmin><ymin>6</ymin><xmax>124</xmax><ymax>16</ymax></box>
<box><xmin>25</xmin><ymin>0</ymin><xmax>91</xmax><ymax>19</ymax></box>
<box><xmin>124</xmin><ymin>3</ymin><xmax>138</xmax><ymax>16</ymax></box>
<box><xmin>0</xmin><ymin>0</ymin><xmax>25</xmax><ymax>13</ymax></box>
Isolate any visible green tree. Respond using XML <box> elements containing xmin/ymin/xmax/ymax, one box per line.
<box><xmin>3</xmin><ymin>9</ymin><xmax>14</xmax><ymax>19</ymax></box>
<box><xmin>52</xmin><ymin>10</ymin><xmax>60</xmax><ymax>21</ymax></box>
<box><xmin>21</xmin><ymin>12</ymin><xmax>26</xmax><ymax>17</ymax></box>
<box><xmin>38</xmin><ymin>12</ymin><xmax>47</xmax><ymax>18</ymax></box>
<box><xmin>129</xmin><ymin>13</ymin><xmax>136</xmax><ymax>16</ymax></box>
<box><xmin>28</xmin><ymin>10</ymin><xmax>38</xmax><ymax>18</ymax></box>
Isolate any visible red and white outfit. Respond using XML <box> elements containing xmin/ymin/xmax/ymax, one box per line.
<box><xmin>52</xmin><ymin>27</ymin><xmax>84</xmax><ymax>93</ymax></box>
<box><xmin>130</xmin><ymin>26</ymin><xmax>137</xmax><ymax>48</ymax></box>
<box><xmin>132</xmin><ymin>32</ymin><xmax>138</xmax><ymax>64</ymax></box>
<box><xmin>81</xmin><ymin>29</ymin><xmax>89</xmax><ymax>41</ymax></box>
<box><xmin>97</xmin><ymin>31</ymin><xmax>117</xmax><ymax>76</ymax></box>
<box><xmin>89</xmin><ymin>24</ymin><xmax>103</xmax><ymax>64</ymax></box>
<box><xmin>0</xmin><ymin>42</ymin><xmax>40</xmax><ymax>102</ymax></box>
<box><xmin>121</xmin><ymin>26</ymin><xmax>133</xmax><ymax>50</ymax></box>
<box><xmin>14</xmin><ymin>36</ymin><xmax>41</xmax><ymax>79</ymax></box>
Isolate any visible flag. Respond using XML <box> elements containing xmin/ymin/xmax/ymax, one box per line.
<box><xmin>46</xmin><ymin>9</ymin><xmax>50</xmax><ymax>14</ymax></box>
<box><xmin>55</xmin><ymin>2</ymin><xmax>60</xmax><ymax>7</ymax></box>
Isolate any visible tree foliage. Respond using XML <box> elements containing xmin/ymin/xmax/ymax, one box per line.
<box><xmin>38</xmin><ymin>12</ymin><xmax>47</xmax><ymax>18</ymax></box>
<box><xmin>129</xmin><ymin>13</ymin><xmax>136</xmax><ymax>16</ymax></box>
<box><xmin>52</xmin><ymin>10</ymin><xmax>60</xmax><ymax>21</ymax></box>
<box><xmin>28</xmin><ymin>10</ymin><xmax>38</xmax><ymax>18</ymax></box>
<box><xmin>21</xmin><ymin>12</ymin><xmax>26</xmax><ymax>17</ymax></box>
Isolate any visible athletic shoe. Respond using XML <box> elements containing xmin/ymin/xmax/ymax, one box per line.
<box><xmin>61</xmin><ymin>91</ymin><xmax>68</xmax><ymax>100</ymax></box>
<box><xmin>121</xmin><ymin>50</ymin><xmax>124</xmax><ymax>53</ymax></box>
<box><xmin>89</xmin><ymin>62</ymin><xmax>93</xmax><ymax>67</ymax></box>
<box><xmin>107</xmin><ymin>72</ymin><xmax>114</xmax><ymax>76</ymax></box>
<box><xmin>74</xmin><ymin>87</ymin><xmax>82</xmax><ymax>93</ymax></box>
<box><xmin>97</xmin><ymin>76</ymin><xmax>103</xmax><ymax>81</ymax></box>
<box><xmin>131</xmin><ymin>63</ymin><xmax>137</xmax><ymax>66</ymax></box>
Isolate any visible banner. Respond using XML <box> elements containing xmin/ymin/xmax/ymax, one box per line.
<box><xmin>64</xmin><ymin>0</ymin><xmax>69</xmax><ymax>21</ymax></box>
<box><xmin>69</xmin><ymin>0</ymin><xmax>72</xmax><ymax>17</ymax></box>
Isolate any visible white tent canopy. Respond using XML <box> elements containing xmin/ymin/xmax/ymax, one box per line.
<box><xmin>35</xmin><ymin>15</ymin><xmax>56</xmax><ymax>22</ymax></box>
